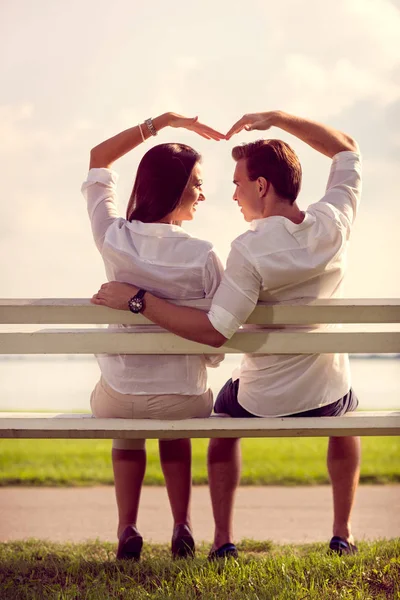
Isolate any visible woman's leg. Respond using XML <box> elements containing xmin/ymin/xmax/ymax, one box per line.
<box><xmin>112</xmin><ymin>446</ymin><xmax>146</xmax><ymax>538</ymax></box>
<box><xmin>91</xmin><ymin>379</ymin><xmax>147</xmax><ymax>539</ymax></box>
<box><xmin>159</xmin><ymin>438</ymin><xmax>192</xmax><ymax>527</ymax></box>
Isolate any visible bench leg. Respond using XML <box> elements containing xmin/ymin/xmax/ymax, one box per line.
<box><xmin>328</xmin><ymin>436</ymin><xmax>361</xmax><ymax>544</ymax></box>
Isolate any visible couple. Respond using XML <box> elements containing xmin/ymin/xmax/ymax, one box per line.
<box><xmin>83</xmin><ymin>109</ymin><xmax>361</xmax><ymax>561</ymax></box>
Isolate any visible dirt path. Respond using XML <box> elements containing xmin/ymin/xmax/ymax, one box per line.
<box><xmin>1</xmin><ymin>485</ymin><xmax>399</xmax><ymax>545</ymax></box>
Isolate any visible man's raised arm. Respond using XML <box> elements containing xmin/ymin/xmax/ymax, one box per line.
<box><xmin>91</xmin><ymin>282</ymin><xmax>227</xmax><ymax>348</ymax></box>
<box><xmin>226</xmin><ymin>110</ymin><xmax>359</xmax><ymax>158</ymax></box>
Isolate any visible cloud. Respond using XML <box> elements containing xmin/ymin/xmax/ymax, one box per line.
<box><xmin>0</xmin><ymin>0</ymin><xmax>399</xmax><ymax>298</ymax></box>
<box><xmin>271</xmin><ymin>56</ymin><xmax>400</xmax><ymax>119</ymax></box>
<box><xmin>0</xmin><ymin>104</ymin><xmax>34</xmax><ymax>152</ymax></box>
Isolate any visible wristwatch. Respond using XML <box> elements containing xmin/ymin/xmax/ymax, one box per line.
<box><xmin>128</xmin><ymin>289</ymin><xmax>147</xmax><ymax>314</ymax></box>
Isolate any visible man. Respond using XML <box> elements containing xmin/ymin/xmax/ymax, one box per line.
<box><xmin>92</xmin><ymin>110</ymin><xmax>362</xmax><ymax>558</ymax></box>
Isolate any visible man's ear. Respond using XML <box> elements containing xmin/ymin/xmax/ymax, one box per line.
<box><xmin>257</xmin><ymin>177</ymin><xmax>268</xmax><ymax>197</ymax></box>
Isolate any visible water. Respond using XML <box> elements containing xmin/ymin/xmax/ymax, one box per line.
<box><xmin>0</xmin><ymin>356</ymin><xmax>398</xmax><ymax>412</ymax></box>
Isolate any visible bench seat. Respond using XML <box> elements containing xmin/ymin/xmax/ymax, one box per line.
<box><xmin>1</xmin><ymin>411</ymin><xmax>399</xmax><ymax>439</ymax></box>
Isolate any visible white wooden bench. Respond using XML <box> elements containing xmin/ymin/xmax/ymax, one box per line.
<box><xmin>0</xmin><ymin>298</ymin><xmax>399</xmax><ymax>440</ymax></box>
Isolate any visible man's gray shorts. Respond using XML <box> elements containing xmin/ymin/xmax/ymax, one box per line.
<box><xmin>214</xmin><ymin>378</ymin><xmax>359</xmax><ymax>418</ymax></box>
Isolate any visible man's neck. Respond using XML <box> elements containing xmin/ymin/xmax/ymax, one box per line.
<box><xmin>264</xmin><ymin>200</ymin><xmax>305</xmax><ymax>224</ymax></box>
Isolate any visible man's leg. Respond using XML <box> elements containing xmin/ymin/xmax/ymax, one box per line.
<box><xmin>327</xmin><ymin>435</ymin><xmax>361</xmax><ymax>544</ymax></box>
<box><xmin>293</xmin><ymin>389</ymin><xmax>361</xmax><ymax>548</ymax></box>
<box><xmin>207</xmin><ymin>378</ymin><xmax>256</xmax><ymax>553</ymax></box>
<box><xmin>207</xmin><ymin>437</ymin><xmax>241</xmax><ymax>551</ymax></box>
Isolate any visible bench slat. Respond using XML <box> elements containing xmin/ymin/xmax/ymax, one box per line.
<box><xmin>1</xmin><ymin>329</ymin><xmax>399</xmax><ymax>354</ymax></box>
<box><xmin>0</xmin><ymin>412</ymin><xmax>399</xmax><ymax>438</ymax></box>
<box><xmin>1</xmin><ymin>299</ymin><xmax>399</xmax><ymax>325</ymax></box>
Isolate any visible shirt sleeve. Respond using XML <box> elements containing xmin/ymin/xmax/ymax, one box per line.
<box><xmin>204</xmin><ymin>249</ymin><xmax>225</xmax><ymax>298</ymax></box>
<box><xmin>81</xmin><ymin>168</ymin><xmax>120</xmax><ymax>252</ymax></box>
<box><xmin>316</xmin><ymin>150</ymin><xmax>362</xmax><ymax>236</ymax></box>
<box><xmin>207</xmin><ymin>243</ymin><xmax>262</xmax><ymax>339</ymax></box>
<box><xmin>203</xmin><ymin>249</ymin><xmax>226</xmax><ymax>367</ymax></box>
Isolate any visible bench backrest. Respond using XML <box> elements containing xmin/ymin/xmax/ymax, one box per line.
<box><xmin>1</xmin><ymin>298</ymin><xmax>399</xmax><ymax>439</ymax></box>
<box><xmin>1</xmin><ymin>299</ymin><xmax>399</xmax><ymax>355</ymax></box>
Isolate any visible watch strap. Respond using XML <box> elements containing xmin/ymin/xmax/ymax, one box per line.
<box><xmin>135</xmin><ymin>289</ymin><xmax>147</xmax><ymax>300</ymax></box>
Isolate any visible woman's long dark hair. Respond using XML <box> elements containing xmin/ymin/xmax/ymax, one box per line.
<box><xmin>126</xmin><ymin>143</ymin><xmax>201</xmax><ymax>223</ymax></box>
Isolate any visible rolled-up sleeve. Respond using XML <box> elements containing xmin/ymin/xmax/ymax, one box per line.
<box><xmin>208</xmin><ymin>243</ymin><xmax>261</xmax><ymax>339</ymax></box>
<box><xmin>81</xmin><ymin>168</ymin><xmax>120</xmax><ymax>252</ymax></box>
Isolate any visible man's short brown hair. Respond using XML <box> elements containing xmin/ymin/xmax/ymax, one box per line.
<box><xmin>232</xmin><ymin>139</ymin><xmax>302</xmax><ymax>203</ymax></box>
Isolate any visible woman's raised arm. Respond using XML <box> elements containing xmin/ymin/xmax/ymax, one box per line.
<box><xmin>89</xmin><ymin>113</ymin><xmax>225</xmax><ymax>169</ymax></box>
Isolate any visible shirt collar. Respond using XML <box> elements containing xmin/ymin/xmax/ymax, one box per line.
<box><xmin>250</xmin><ymin>213</ymin><xmax>313</xmax><ymax>232</ymax></box>
<box><xmin>126</xmin><ymin>220</ymin><xmax>192</xmax><ymax>238</ymax></box>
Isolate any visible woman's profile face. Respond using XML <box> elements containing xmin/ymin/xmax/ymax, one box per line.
<box><xmin>172</xmin><ymin>163</ymin><xmax>205</xmax><ymax>222</ymax></box>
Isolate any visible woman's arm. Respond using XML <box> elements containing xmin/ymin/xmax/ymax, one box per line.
<box><xmin>89</xmin><ymin>113</ymin><xmax>225</xmax><ymax>169</ymax></box>
<box><xmin>89</xmin><ymin>114</ymin><xmax>168</xmax><ymax>169</ymax></box>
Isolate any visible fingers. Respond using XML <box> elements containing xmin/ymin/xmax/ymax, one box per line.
<box><xmin>226</xmin><ymin>114</ymin><xmax>273</xmax><ymax>139</ymax></box>
<box><xmin>246</xmin><ymin>120</ymin><xmax>270</xmax><ymax>132</ymax></box>
<box><xmin>192</xmin><ymin>122</ymin><xmax>225</xmax><ymax>141</ymax></box>
<box><xmin>91</xmin><ymin>294</ymin><xmax>106</xmax><ymax>305</ymax></box>
<box><xmin>225</xmin><ymin>116</ymin><xmax>249</xmax><ymax>140</ymax></box>
<box><xmin>191</xmin><ymin>126</ymin><xmax>212</xmax><ymax>139</ymax></box>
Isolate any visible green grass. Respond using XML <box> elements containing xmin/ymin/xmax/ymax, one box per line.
<box><xmin>0</xmin><ymin>539</ymin><xmax>399</xmax><ymax>599</ymax></box>
<box><xmin>0</xmin><ymin>437</ymin><xmax>399</xmax><ymax>486</ymax></box>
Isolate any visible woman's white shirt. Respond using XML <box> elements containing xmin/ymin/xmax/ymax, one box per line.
<box><xmin>82</xmin><ymin>167</ymin><xmax>224</xmax><ymax>395</ymax></box>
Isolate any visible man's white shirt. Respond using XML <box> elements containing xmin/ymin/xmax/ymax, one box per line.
<box><xmin>82</xmin><ymin>168</ymin><xmax>224</xmax><ymax>395</ymax></box>
<box><xmin>208</xmin><ymin>151</ymin><xmax>362</xmax><ymax>416</ymax></box>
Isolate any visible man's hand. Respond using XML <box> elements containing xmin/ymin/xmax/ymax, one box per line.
<box><xmin>91</xmin><ymin>281</ymin><xmax>227</xmax><ymax>347</ymax></box>
<box><xmin>166</xmin><ymin>113</ymin><xmax>225</xmax><ymax>141</ymax></box>
<box><xmin>91</xmin><ymin>281</ymin><xmax>138</xmax><ymax>310</ymax></box>
<box><xmin>226</xmin><ymin>111</ymin><xmax>281</xmax><ymax>140</ymax></box>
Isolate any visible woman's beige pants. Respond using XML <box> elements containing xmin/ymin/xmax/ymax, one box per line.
<box><xmin>90</xmin><ymin>377</ymin><xmax>213</xmax><ymax>450</ymax></box>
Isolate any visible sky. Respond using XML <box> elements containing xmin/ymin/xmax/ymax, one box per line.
<box><xmin>1</xmin><ymin>0</ymin><xmax>399</xmax><ymax>299</ymax></box>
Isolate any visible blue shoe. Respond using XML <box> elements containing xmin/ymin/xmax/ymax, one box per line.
<box><xmin>329</xmin><ymin>536</ymin><xmax>358</xmax><ymax>556</ymax></box>
<box><xmin>208</xmin><ymin>543</ymin><xmax>238</xmax><ymax>560</ymax></box>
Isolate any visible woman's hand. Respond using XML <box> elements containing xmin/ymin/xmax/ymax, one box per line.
<box><xmin>225</xmin><ymin>111</ymin><xmax>282</xmax><ymax>140</ymax></box>
<box><xmin>166</xmin><ymin>112</ymin><xmax>225</xmax><ymax>141</ymax></box>
<box><xmin>91</xmin><ymin>281</ymin><xmax>138</xmax><ymax>310</ymax></box>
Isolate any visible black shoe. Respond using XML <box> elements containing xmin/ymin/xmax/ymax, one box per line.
<box><xmin>329</xmin><ymin>536</ymin><xmax>358</xmax><ymax>556</ymax></box>
<box><xmin>116</xmin><ymin>525</ymin><xmax>143</xmax><ymax>561</ymax></box>
<box><xmin>208</xmin><ymin>543</ymin><xmax>238</xmax><ymax>560</ymax></box>
<box><xmin>171</xmin><ymin>524</ymin><xmax>195</xmax><ymax>558</ymax></box>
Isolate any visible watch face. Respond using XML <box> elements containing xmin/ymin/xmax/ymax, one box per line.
<box><xmin>128</xmin><ymin>297</ymin><xmax>144</xmax><ymax>313</ymax></box>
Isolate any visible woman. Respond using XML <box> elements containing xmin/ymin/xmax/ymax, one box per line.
<box><xmin>81</xmin><ymin>112</ymin><xmax>225</xmax><ymax>561</ymax></box>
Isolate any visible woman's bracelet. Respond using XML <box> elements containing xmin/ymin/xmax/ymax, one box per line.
<box><xmin>138</xmin><ymin>123</ymin><xmax>145</xmax><ymax>143</ymax></box>
<box><xmin>144</xmin><ymin>118</ymin><xmax>158</xmax><ymax>136</ymax></box>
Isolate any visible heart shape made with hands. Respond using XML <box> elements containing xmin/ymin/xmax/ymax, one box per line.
<box><xmin>169</xmin><ymin>111</ymin><xmax>277</xmax><ymax>142</ymax></box>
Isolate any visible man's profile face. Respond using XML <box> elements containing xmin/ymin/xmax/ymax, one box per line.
<box><xmin>232</xmin><ymin>159</ymin><xmax>264</xmax><ymax>222</ymax></box>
